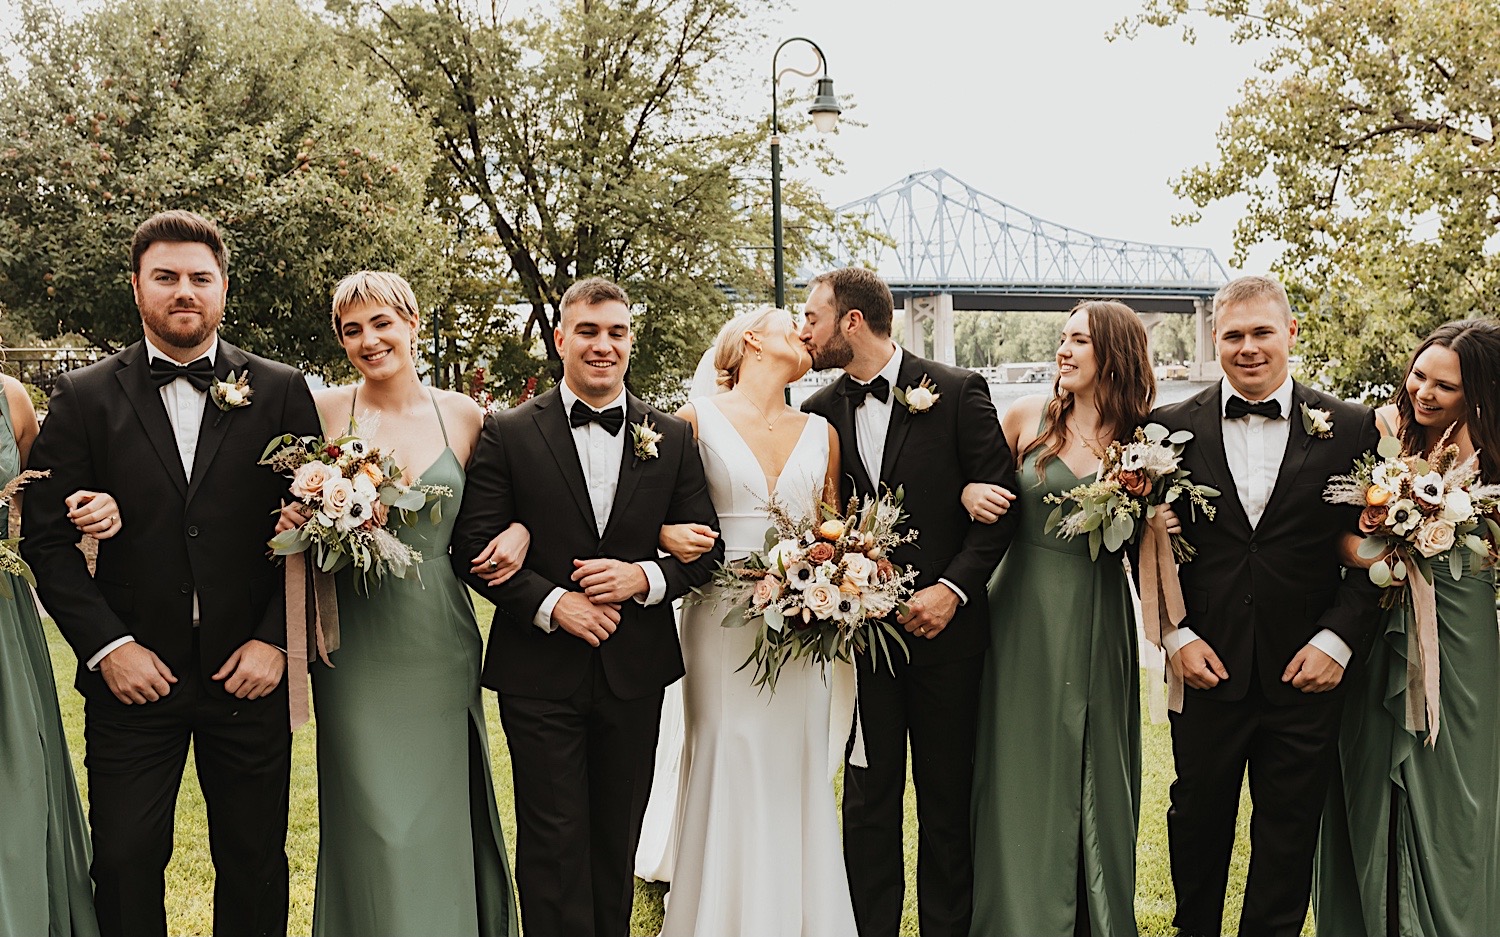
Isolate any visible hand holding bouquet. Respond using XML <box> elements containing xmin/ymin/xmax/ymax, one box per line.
<box><xmin>708</xmin><ymin>488</ymin><xmax>919</xmax><ymax>692</ymax></box>
<box><xmin>1323</xmin><ymin>431</ymin><xmax>1500</xmax><ymax>745</ymax></box>
<box><xmin>260</xmin><ymin>433</ymin><xmax>452</xmax><ymax>591</ymax></box>
<box><xmin>1044</xmin><ymin>424</ymin><xmax>1218</xmax><ymax>561</ymax></box>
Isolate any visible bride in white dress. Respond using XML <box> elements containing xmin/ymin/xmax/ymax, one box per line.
<box><xmin>656</xmin><ymin>305</ymin><xmax>858</xmax><ymax>937</ymax></box>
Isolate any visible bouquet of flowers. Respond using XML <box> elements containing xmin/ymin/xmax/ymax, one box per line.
<box><xmin>0</xmin><ymin>469</ymin><xmax>48</xmax><ymax>600</ymax></box>
<box><xmin>1044</xmin><ymin>424</ymin><xmax>1219</xmax><ymax>561</ymax></box>
<box><xmin>1324</xmin><ymin>433</ymin><xmax>1500</xmax><ymax>595</ymax></box>
<box><xmin>260</xmin><ymin>432</ymin><xmax>452</xmax><ymax>590</ymax></box>
<box><xmin>1323</xmin><ymin>432</ymin><xmax>1500</xmax><ymax>745</ymax></box>
<box><xmin>707</xmin><ymin>489</ymin><xmax>920</xmax><ymax>692</ymax></box>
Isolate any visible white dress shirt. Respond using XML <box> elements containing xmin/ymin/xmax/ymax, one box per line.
<box><xmin>532</xmin><ymin>383</ymin><xmax>666</xmax><ymax>632</ymax></box>
<box><xmin>847</xmin><ymin>345</ymin><xmax>967</xmax><ymax>605</ymax></box>
<box><xmin>1165</xmin><ymin>376</ymin><xmax>1352</xmax><ymax>666</ymax></box>
<box><xmin>88</xmin><ymin>336</ymin><xmax>216</xmax><ymax>671</ymax></box>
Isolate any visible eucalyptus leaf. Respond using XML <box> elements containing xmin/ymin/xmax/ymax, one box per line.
<box><xmin>1144</xmin><ymin>424</ymin><xmax>1169</xmax><ymax>443</ymax></box>
<box><xmin>430</xmin><ymin>500</ymin><xmax>442</xmax><ymax>526</ymax></box>
<box><xmin>1102</xmin><ymin>521</ymin><xmax>1126</xmax><ymax>554</ymax></box>
<box><xmin>1464</xmin><ymin>534</ymin><xmax>1488</xmax><ymax>555</ymax></box>
<box><xmin>1167</xmin><ymin>429</ymin><xmax>1194</xmax><ymax>444</ymax></box>
<box><xmin>1369</xmin><ymin>559</ymin><xmax>1391</xmax><ymax>587</ymax></box>
<box><xmin>1448</xmin><ymin>547</ymin><xmax>1464</xmax><ymax>581</ymax></box>
<box><xmin>1377</xmin><ymin>436</ymin><xmax>1403</xmax><ymax>460</ymax></box>
<box><xmin>1088</xmin><ymin>527</ymin><xmax>1102</xmax><ymax>561</ymax></box>
<box><xmin>1044</xmin><ymin>504</ymin><xmax>1064</xmax><ymax>534</ymax></box>
<box><xmin>1356</xmin><ymin>536</ymin><xmax>1390</xmax><ymax>560</ymax></box>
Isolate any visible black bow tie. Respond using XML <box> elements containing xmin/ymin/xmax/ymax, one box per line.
<box><xmin>1225</xmin><ymin>395</ymin><xmax>1283</xmax><ymax>420</ymax></box>
<box><xmin>148</xmin><ymin>356</ymin><xmax>216</xmax><ymax>392</ymax></box>
<box><xmin>840</xmin><ymin>375</ymin><xmax>890</xmax><ymax>407</ymax></box>
<box><xmin>569</xmin><ymin>400</ymin><xmax>625</xmax><ymax>436</ymax></box>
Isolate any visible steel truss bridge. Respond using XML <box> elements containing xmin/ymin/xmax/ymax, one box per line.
<box><xmin>817</xmin><ymin>169</ymin><xmax>1229</xmax><ymax>372</ymax></box>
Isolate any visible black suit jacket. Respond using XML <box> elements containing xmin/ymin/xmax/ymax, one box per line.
<box><xmin>451</xmin><ymin>387</ymin><xmax>723</xmax><ymax>701</ymax></box>
<box><xmin>22</xmin><ymin>339</ymin><xmax>321</xmax><ymax>703</ymax></box>
<box><xmin>1151</xmin><ymin>382</ymin><xmax>1381</xmax><ymax>705</ymax></box>
<box><xmin>802</xmin><ymin>352</ymin><xmax>1019</xmax><ymax>665</ymax></box>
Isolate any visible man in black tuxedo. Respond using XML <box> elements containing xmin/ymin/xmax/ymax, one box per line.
<box><xmin>451</xmin><ymin>277</ymin><xmax>722</xmax><ymax>937</ymax></box>
<box><xmin>1152</xmin><ymin>275</ymin><xmax>1380</xmax><ymax>937</ymax></box>
<box><xmin>799</xmin><ymin>268</ymin><xmax>1019</xmax><ymax>937</ymax></box>
<box><xmin>22</xmin><ymin>210</ymin><xmax>319</xmax><ymax>937</ymax></box>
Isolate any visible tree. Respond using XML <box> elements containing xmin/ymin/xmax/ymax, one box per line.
<box><xmin>1118</xmin><ymin>0</ymin><xmax>1500</xmax><ymax>399</ymax></box>
<box><xmin>336</xmin><ymin>0</ymin><xmax>849</xmax><ymax>392</ymax></box>
<box><xmin>0</xmin><ymin>0</ymin><xmax>449</xmax><ymax>373</ymax></box>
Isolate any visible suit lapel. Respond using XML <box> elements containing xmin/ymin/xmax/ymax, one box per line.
<box><xmin>185</xmin><ymin>341</ymin><xmax>248</xmax><ymax>505</ymax></box>
<box><xmin>828</xmin><ymin>374</ymin><xmax>876</xmax><ymax>498</ymax></box>
<box><xmin>1260</xmin><ymin>383</ymin><xmax>1315</xmax><ymax>524</ymax></box>
<box><xmin>601</xmin><ymin>394</ymin><xmax>649</xmax><ymax>542</ymax></box>
<box><xmin>878</xmin><ymin>352</ymin><xmax>926</xmax><ymax>484</ymax></box>
<box><xmin>114</xmin><ymin>342</ymin><xmax>189</xmax><ymax>498</ymax></box>
<box><xmin>532</xmin><ymin>389</ymin><xmax>597</xmax><ymax>534</ymax></box>
<box><xmin>1188</xmin><ymin>385</ymin><xmax>1251</xmax><ymax>534</ymax></box>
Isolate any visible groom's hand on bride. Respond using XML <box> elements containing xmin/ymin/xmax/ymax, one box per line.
<box><xmin>898</xmin><ymin>584</ymin><xmax>960</xmax><ymax>639</ymax></box>
<box><xmin>961</xmin><ymin>482</ymin><xmax>1016</xmax><ymax>525</ymax></box>
<box><xmin>571</xmin><ymin>558</ymin><xmax>649</xmax><ymax>604</ymax></box>
<box><xmin>470</xmin><ymin>522</ymin><xmax>531</xmax><ymax>586</ymax></box>
<box><xmin>659</xmin><ymin>523</ymin><xmax>719</xmax><ymax>563</ymax></box>
<box><xmin>552</xmin><ymin>592</ymin><xmax>621</xmax><ymax>646</ymax></box>
<box><xmin>1173</xmin><ymin>639</ymin><xmax>1229</xmax><ymax>689</ymax></box>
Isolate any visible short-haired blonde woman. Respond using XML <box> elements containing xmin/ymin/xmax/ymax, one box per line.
<box><xmin>277</xmin><ymin>271</ymin><xmax>523</xmax><ymax>936</ymax></box>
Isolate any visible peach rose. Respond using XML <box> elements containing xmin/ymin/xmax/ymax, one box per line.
<box><xmin>321</xmin><ymin>477</ymin><xmax>355</xmax><ymax>518</ymax></box>
<box><xmin>1119</xmin><ymin>470</ymin><xmax>1151</xmax><ymax>497</ymax></box>
<box><xmin>803</xmin><ymin>581</ymin><xmax>840</xmax><ymax>618</ymax></box>
<box><xmin>807</xmin><ymin>541</ymin><xmax>835</xmax><ymax>564</ymax></box>
<box><xmin>752</xmin><ymin>575</ymin><xmax>782</xmax><ymax>608</ymax></box>
<box><xmin>291</xmin><ymin>461</ymin><xmax>340</xmax><ymax>501</ymax></box>
<box><xmin>875</xmin><ymin>558</ymin><xmax>895</xmax><ymax>581</ymax></box>
<box><xmin>1359</xmin><ymin>504</ymin><xmax>1387</xmax><ymax>534</ymax></box>
<box><xmin>359</xmin><ymin>461</ymin><xmax>386</xmax><ymax>488</ymax></box>
<box><xmin>371</xmin><ymin>498</ymin><xmax>390</xmax><ymax>527</ymax></box>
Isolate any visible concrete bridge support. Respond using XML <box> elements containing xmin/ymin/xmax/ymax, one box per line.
<box><xmin>901</xmin><ymin>293</ymin><xmax>956</xmax><ymax>365</ymax></box>
<box><xmin>1137</xmin><ymin>312</ymin><xmax>1167</xmax><ymax>365</ymax></box>
<box><xmin>1190</xmin><ymin>297</ymin><xmax>1221</xmax><ymax>381</ymax></box>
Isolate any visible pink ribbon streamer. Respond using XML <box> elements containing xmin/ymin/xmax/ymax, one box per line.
<box><xmin>1139</xmin><ymin>513</ymin><xmax>1188</xmax><ymax>713</ymax></box>
<box><xmin>284</xmin><ymin>553</ymin><xmax>339</xmax><ymax>732</ymax></box>
<box><xmin>1405</xmin><ymin>562</ymin><xmax>1442</xmax><ymax>746</ymax></box>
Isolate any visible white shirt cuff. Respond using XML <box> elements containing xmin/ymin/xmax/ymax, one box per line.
<box><xmin>1308</xmin><ymin>629</ymin><xmax>1353</xmax><ymax>667</ymax></box>
<box><xmin>938</xmin><ymin>578</ymin><xmax>968</xmax><ymax>606</ymax></box>
<box><xmin>1163</xmin><ymin>627</ymin><xmax>1199</xmax><ymax>659</ymax></box>
<box><xmin>533</xmin><ymin>588</ymin><xmax>565</xmax><ymax>633</ymax></box>
<box><xmin>88</xmin><ymin>636</ymin><xmax>135</xmax><ymax>671</ymax></box>
<box><xmin>634</xmin><ymin>561</ymin><xmax>666</xmax><ymax>607</ymax></box>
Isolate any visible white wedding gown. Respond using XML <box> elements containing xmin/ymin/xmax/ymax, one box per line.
<box><xmin>659</xmin><ymin>397</ymin><xmax>857</xmax><ymax>937</ymax></box>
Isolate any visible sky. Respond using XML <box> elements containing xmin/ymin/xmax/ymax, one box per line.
<box><xmin>2</xmin><ymin>0</ymin><xmax>1279</xmax><ymax>275</ymax></box>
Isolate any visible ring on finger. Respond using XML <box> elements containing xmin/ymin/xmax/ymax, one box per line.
<box><xmin>486</xmin><ymin>559</ymin><xmax>499</xmax><ymax>571</ymax></box>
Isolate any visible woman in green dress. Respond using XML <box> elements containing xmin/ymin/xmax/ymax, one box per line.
<box><xmin>962</xmin><ymin>301</ymin><xmax>1157</xmax><ymax>937</ymax></box>
<box><xmin>1315</xmin><ymin>318</ymin><xmax>1500</xmax><ymax>937</ymax></box>
<box><xmin>0</xmin><ymin>373</ymin><xmax>100</xmax><ymax>937</ymax></box>
<box><xmin>279</xmin><ymin>271</ymin><xmax>523</xmax><ymax>937</ymax></box>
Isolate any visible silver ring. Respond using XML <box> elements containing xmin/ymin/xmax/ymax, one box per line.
<box><xmin>106</xmin><ymin>516</ymin><xmax>115</xmax><ymax>527</ymax></box>
<box><xmin>486</xmin><ymin>559</ymin><xmax>499</xmax><ymax>571</ymax></box>
<box><xmin>915</xmin><ymin>627</ymin><xmax>925</xmax><ymax>636</ymax></box>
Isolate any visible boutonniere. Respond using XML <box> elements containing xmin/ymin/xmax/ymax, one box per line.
<box><xmin>210</xmin><ymin>370</ymin><xmax>253</xmax><ymax>412</ymax></box>
<box><xmin>892</xmin><ymin>375</ymin><xmax>941</xmax><ymax>414</ymax></box>
<box><xmin>631</xmin><ymin>417</ymin><xmax>662</xmax><ymax>462</ymax></box>
<box><xmin>1301</xmin><ymin>402</ymin><xmax>1334</xmax><ymax>440</ymax></box>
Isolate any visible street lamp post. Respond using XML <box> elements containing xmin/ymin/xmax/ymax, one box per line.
<box><xmin>770</xmin><ymin>37</ymin><xmax>841</xmax><ymax>310</ymax></box>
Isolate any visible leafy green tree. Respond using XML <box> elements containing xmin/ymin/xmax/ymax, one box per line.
<box><xmin>1118</xmin><ymin>0</ymin><xmax>1500</xmax><ymax>399</ymax></box>
<box><xmin>0</xmin><ymin>0</ymin><xmax>448</xmax><ymax>373</ymax></box>
<box><xmin>336</xmin><ymin>0</ymin><xmax>850</xmax><ymax>391</ymax></box>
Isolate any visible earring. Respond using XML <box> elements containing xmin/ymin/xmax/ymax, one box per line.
<box><xmin>756</xmin><ymin>350</ymin><xmax>763</xmax><ymax>361</ymax></box>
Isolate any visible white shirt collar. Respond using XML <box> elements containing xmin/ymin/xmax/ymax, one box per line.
<box><xmin>854</xmin><ymin>343</ymin><xmax>902</xmax><ymax>387</ymax></box>
<box><xmin>559</xmin><ymin>379</ymin><xmax>626</xmax><ymax>414</ymax></box>
<box><xmin>1220</xmin><ymin>374</ymin><xmax>1293</xmax><ymax>417</ymax></box>
<box><xmin>143</xmin><ymin>334</ymin><xmax>218</xmax><ymax>366</ymax></box>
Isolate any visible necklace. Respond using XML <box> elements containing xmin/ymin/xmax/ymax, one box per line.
<box><xmin>733</xmin><ymin>389</ymin><xmax>785</xmax><ymax>431</ymax></box>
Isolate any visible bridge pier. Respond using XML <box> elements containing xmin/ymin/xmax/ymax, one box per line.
<box><xmin>901</xmin><ymin>293</ymin><xmax>956</xmax><ymax>365</ymax></box>
<box><xmin>1189</xmin><ymin>297</ymin><xmax>1221</xmax><ymax>381</ymax></box>
<box><xmin>1137</xmin><ymin>312</ymin><xmax>1167</xmax><ymax>365</ymax></box>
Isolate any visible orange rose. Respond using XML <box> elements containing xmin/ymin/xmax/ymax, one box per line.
<box><xmin>807</xmin><ymin>542</ymin><xmax>835</xmax><ymax>564</ymax></box>
<box><xmin>1119</xmin><ymin>469</ymin><xmax>1151</xmax><ymax>497</ymax></box>
<box><xmin>1366</xmin><ymin>485</ymin><xmax>1392</xmax><ymax>507</ymax></box>
<box><xmin>1359</xmin><ymin>503</ymin><xmax>1388</xmax><ymax>534</ymax></box>
<box><xmin>817</xmin><ymin>519</ymin><xmax>846</xmax><ymax>541</ymax></box>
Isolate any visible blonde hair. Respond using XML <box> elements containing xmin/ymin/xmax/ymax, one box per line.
<box><xmin>1213</xmin><ymin>274</ymin><xmax>1292</xmax><ymax>320</ymax></box>
<box><xmin>331</xmin><ymin>271</ymin><xmax>420</xmax><ymax>332</ymax></box>
<box><xmin>711</xmin><ymin>305</ymin><xmax>788</xmax><ymax>388</ymax></box>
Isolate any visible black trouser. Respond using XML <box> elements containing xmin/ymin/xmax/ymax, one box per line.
<box><xmin>843</xmin><ymin>651</ymin><xmax>984</xmax><ymax>937</ymax></box>
<box><xmin>83</xmin><ymin>638</ymin><xmax>291</xmax><ymax>937</ymax></box>
<box><xmin>498</xmin><ymin>653</ymin><xmax>664</xmax><ymax>937</ymax></box>
<box><xmin>1167</xmin><ymin>673</ymin><xmax>1344</xmax><ymax>937</ymax></box>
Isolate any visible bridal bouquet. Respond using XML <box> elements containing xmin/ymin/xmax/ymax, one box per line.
<box><xmin>259</xmin><ymin>432</ymin><xmax>452</xmax><ymax>589</ymax></box>
<box><xmin>0</xmin><ymin>469</ymin><xmax>48</xmax><ymax>600</ymax></box>
<box><xmin>708</xmin><ymin>489</ymin><xmax>920</xmax><ymax>692</ymax></box>
<box><xmin>1324</xmin><ymin>433</ymin><xmax>1500</xmax><ymax>594</ymax></box>
<box><xmin>1323</xmin><ymin>432</ymin><xmax>1500</xmax><ymax>744</ymax></box>
<box><xmin>1044</xmin><ymin>423</ymin><xmax>1219</xmax><ymax>561</ymax></box>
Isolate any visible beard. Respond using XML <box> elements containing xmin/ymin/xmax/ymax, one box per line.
<box><xmin>140</xmin><ymin>302</ymin><xmax>222</xmax><ymax>351</ymax></box>
<box><xmin>808</xmin><ymin>329</ymin><xmax>854</xmax><ymax>371</ymax></box>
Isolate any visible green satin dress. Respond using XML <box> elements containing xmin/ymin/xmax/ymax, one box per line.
<box><xmin>1314</xmin><ymin>564</ymin><xmax>1500</xmax><ymax>937</ymax></box>
<box><xmin>0</xmin><ymin>388</ymin><xmax>99</xmax><ymax>937</ymax></box>
<box><xmin>311</xmin><ymin>392</ymin><xmax>517</xmax><ymax>937</ymax></box>
<box><xmin>970</xmin><ymin>442</ymin><xmax>1142</xmax><ymax>937</ymax></box>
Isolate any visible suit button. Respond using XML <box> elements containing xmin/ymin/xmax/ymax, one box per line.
<box><xmin>187</xmin><ymin>526</ymin><xmax>199</xmax><ymax>537</ymax></box>
<box><xmin>180</xmin><ymin>583</ymin><xmax>191</xmax><ymax>595</ymax></box>
<box><xmin>1249</xmin><ymin>543</ymin><xmax>1258</xmax><ymax>553</ymax></box>
<box><xmin>1243</xmin><ymin>594</ymin><xmax>1253</xmax><ymax>605</ymax></box>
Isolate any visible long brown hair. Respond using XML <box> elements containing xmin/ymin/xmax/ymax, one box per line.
<box><xmin>1396</xmin><ymin>318</ymin><xmax>1500</xmax><ymax>484</ymax></box>
<box><xmin>1022</xmin><ymin>300</ymin><xmax>1157</xmax><ymax>480</ymax></box>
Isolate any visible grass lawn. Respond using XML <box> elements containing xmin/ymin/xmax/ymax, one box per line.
<box><xmin>42</xmin><ymin>600</ymin><xmax>1307</xmax><ymax>936</ymax></box>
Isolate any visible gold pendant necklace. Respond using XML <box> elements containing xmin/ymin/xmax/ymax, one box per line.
<box><xmin>735</xmin><ymin>389</ymin><xmax>783</xmax><ymax>431</ymax></box>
